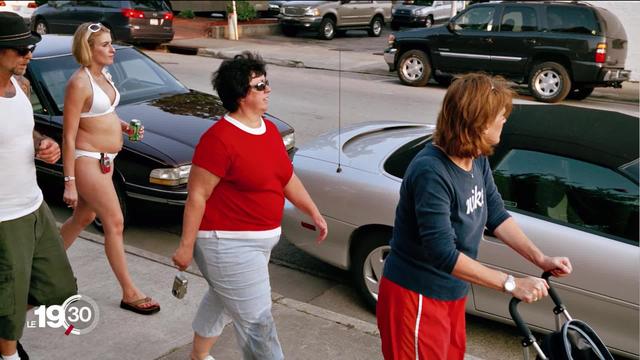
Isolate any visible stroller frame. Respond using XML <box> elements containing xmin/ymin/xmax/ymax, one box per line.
<box><xmin>509</xmin><ymin>272</ymin><xmax>614</xmax><ymax>360</ymax></box>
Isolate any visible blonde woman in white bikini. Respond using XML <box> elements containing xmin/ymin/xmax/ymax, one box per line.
<box><xmin>60</xmin><ymin>23</ymin><xmax>159</xmax><ymax>315</ymax></box>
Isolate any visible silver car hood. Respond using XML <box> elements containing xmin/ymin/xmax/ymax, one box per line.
<box><xmin>296</xmin><ymin>121</ymin><xmax>434</xmax><ymax>173</ymax></box>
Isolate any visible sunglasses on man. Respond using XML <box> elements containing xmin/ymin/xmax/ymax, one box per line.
<box><xmin>250</xmin><ymin>79</ymin><xmax>270</xmax><ymax>92</ymax></box>
<box><xmin>7</xmin><ymin>45</ymin><xmax>36</xmax><ymax>57</ymax></box>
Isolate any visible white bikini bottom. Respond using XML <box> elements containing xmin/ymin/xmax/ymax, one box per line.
<box><xmin>75</xmin><ymin>149</ymin><xmax>118</xmax><ymax>161</ymax></box>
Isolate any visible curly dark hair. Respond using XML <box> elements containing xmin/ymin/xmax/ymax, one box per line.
<box><xmin>211</xmin><ymin>51</ymin><xmax>267</xmax><ymax>112</ymax></box>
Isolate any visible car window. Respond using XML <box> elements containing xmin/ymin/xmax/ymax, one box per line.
<box><xmin>408</xmin><ymin>0</ymin><xmax>434</xmax><ymax>6</ymax></box>
<box><xmin>500</xmin><ymin>6</ymin><xmax>538</xmax><ymax>32</ymax></box>
<box><xmin>546</xmin><ymin>5</ymin><xmax>600</xmax><ymax>35</ymax></box>
<box><xmin>29</xmin><ymin>48</ymin><xmax>187</xmax><ymax>112</ymax></box>
<box><xmin>28</xmin><ymin>85</ymin><xmax>45</xmax><ymax>114</ymax></box>
<box><xmin>126</xmin><ymin>0</ymin><xmax>170</xmax><ymax>11</ymax></box>
<box><xmin>454</xmin><ymin>6</ymin><xmax>495</xmax><ymax>31</ymax></box>
<box><xmin>99</xmin><ymin>0</ymin><xmax>123</xmax><ymax>8</ymax></box>
<box><xmin>384</xmin><ymin>136</ymin><xmax>430</xmax><ymax>178</ymax></box>
<box><xmin>494</xmin><ymin>149</ymin><xmax>639</xmax><ymax>244</ymax></box>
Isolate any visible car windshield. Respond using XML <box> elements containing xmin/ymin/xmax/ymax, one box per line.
<box><xmin>29</xmin><ymin>47</ymin><xmax>187</xmax><ymax>113</ymax></box>
<box><xmin>127</xmin><ymin>0</ymin><xmax>170</xmax><ymax>11</ymax></box>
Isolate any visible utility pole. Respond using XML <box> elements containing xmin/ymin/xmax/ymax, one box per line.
<box><xmin>450</xmin><ymin>0</ymin><xmax>458</xmax><ymax>18</ymax></box>
<box><xmin>227</xmin><ymin>0</ymin><xmax>239</xmax><ymax>40</ymax></box>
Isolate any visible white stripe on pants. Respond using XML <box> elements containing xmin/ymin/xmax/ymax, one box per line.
<box><xmin>192</xmin><ymin>233</ymin><xmax>284</xmax><ymax>360</ymax></box>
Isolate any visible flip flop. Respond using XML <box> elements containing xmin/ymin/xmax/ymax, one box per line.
<box><xmin>120</xmin><ymin>297</ymin><xmax>160</xmax><ymax>315</ymax></box>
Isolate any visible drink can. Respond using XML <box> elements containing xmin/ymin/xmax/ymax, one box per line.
<box><xmin>128</xmin><ymin>119</ymin><xmax>141</xmax><ymax>142</ymax></box>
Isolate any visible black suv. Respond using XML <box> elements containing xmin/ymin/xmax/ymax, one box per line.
<box><xmin>384</xmin><ymin>1</ymin><xmax>631</xmax><ymax>102</ymax></box>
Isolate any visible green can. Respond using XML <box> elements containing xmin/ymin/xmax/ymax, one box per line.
<box><xmin>128</xmin><ymin>119</ymin><xmax>142</xmax><ymax>142</ymax></box>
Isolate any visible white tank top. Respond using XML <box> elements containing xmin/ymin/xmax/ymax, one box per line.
<box><xmin>0</xmin><ymin>76</ymin><xmax>43</xmax><ymax>221</ymax></box>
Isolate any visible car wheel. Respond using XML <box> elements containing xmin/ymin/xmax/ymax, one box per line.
<box><xmin>368</xmin><ymin>16</ymin><xmax>383</xmax><ymax>37</ymax></box>
<box><xmin>281</xmin><ymin>25</ymin><xmax>298</xmax><ymax>37</ymax></box>
<box><xmin>528</xmin><ymin>61</ymin><xmax>571</xmax><ymax>103</ymax></box>
<box><xmin>566</xmin><ymin>86</ymin><xmax>594</xmax><ymax>101</ymax></box>
<box><xmin>35</xmin><ymin>18</ymin><xmax>48</xmax><ymax>35</ymax></box>
<box><xmin>351</xmin><ymin>230</ymin><xmax>391</xmax><ymax>311</ymax></box>
<box><xmin>433</xmin><ymin>73</ymin><xmax>453</xmax><ymax>86</ymax></box>
<box><xmin>397</xmin><ymin>49</ymin><xmax>431</xmax><ymax>87</ymax></box>
<box><xmin>93</xmin><ymin>178</ymin><xmax>128</xmax><ymax>232</ymax></box>
<box><xmin>425</xmin><ymin>15</ymin><xmax>433</xmax><ymax>28</ymax></box>
<box><xmin>318</xmin><ymin>17</ymin><xmax>335</xmax><ymax>40</ymax></box>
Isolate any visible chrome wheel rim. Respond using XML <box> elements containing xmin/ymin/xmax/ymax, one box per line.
<box><xmin>534</xmin><ymin>69</ymin><xmax>561</xmax><ymax>97</ymax></box>
<box><xmin>401</xmin><ymin>56</ymin><xmax>424</xmax><ymax>81</ymax></box>
<box><xmin>425</xmin><ymin>17</ymin><xmax>433</xmax><ymax>28</ymax></box>
<box><xmin>323</xmin><ymin>22</ymin><xmax>334</xmax><ymax>38</ymax></box>
<box><xmin>372</xmin><ymin>20</ymin><xmax>382</xmax><ymax>35</ymax></box>
<box><xmin>36</xmin><ymin>22</ymin><xmax>47</xmax><ymax>35</ymax></box>
<box><xmin>362</xmin><ymin>244</ymin><xmax>390</xmax><ymax>301</ymax></box>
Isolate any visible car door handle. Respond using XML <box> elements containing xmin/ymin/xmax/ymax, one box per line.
<box><xmin>526</xmin><ymin>39</ymin><xmax>537</xmax><ymax>45</ymax></box>
<box><xmin>483</xmin><ymin>38</ymin><xmax>494</xmax><ymax>44</ymax></box>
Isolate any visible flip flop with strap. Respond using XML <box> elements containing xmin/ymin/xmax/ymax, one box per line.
<box><xmin>120</xmin><ymin>297</ymin><xmax>160</xmax><ymax>315</ymax></box>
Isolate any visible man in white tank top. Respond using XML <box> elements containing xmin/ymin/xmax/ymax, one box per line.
<box><xmin>0</xmin><ymin>12</ymin><xmax>77</xmax><ymax>360</ymax></box>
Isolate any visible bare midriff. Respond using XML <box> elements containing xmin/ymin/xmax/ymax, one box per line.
<box><xmin>76</xmin><ymin>112</ymin><xmax>123</xmax><ymax>153</ymax></box>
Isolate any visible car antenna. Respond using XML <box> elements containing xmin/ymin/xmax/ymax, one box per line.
<box><xmin>337</xmin><ymin>49</ymin><xmax>343</xmax><ymax>173</ymax></box>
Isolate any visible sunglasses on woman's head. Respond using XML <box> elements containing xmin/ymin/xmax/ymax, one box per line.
<box><xmin>10</xmin><ymin>45</ymin><xmax>36</xmax><ymax>57</ymax></box>
<box><xmin>250</xmin><ymin>79</ymin><xmax>270</xmax><ymax>91</ymax></box>
<box><xmin>88</xmin><ymin>23</ymin><xmax>102</xmax><ymax>32</ymax></box>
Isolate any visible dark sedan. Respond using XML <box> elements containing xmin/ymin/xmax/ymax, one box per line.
<box><xmin>31</xmin><ymin>0</ymin><xmax>174</xmax><ymax>45</ymax></box>
<box><xmin>27</xmin><ymin>35</ymin><xmax>296</xmax><ymax>227</ymax></box>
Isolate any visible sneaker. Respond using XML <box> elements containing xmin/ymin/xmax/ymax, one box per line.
<box><xmin>16</xmin><ymin>341</ymin><xmax>29</xmax><ymax>360</ymax></box>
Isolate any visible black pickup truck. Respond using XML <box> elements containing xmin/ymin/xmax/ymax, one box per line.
<box><xmin>384</xmin><ymin>1</ymin><xmax>631</xmax><ymax>103</ymax></box>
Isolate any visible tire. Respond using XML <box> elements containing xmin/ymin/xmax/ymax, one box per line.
<box><xmin>528</xmin><ymin>61</ymin><xmax>572</xmax><ymax>103</ymax></box>
<box><xmin>318</xmin><ymin>17</ymin><xmax>335</xmax><ymax>40</ymax></box>
<box><xmin>425</xmin><ymin>15</ymin><xmax>433</xmax><ymax>28</ymax></box>
<box><xmin>397</xmin><ymin>49</ymin><xmax>431</xmax><ymax>87</ymax></box>
<box><xmin>368</xmin><ymin>16</ymin><xmax>383</xmax><ymax>37</ymax></box>
<box><xmin>93</xmin><ymin>178</ymin><xmax>128</xmax><ymax>232</ymax></box>
<box><xmin>433</xmin><ymin>73</ymin><xmax>453</xmax><ymax>86</ymax></box>
<box><xmin>281</xmin><ymin>25</ymin><xmax>298</xmax><ymax>37</ymax></box>
<box><xmin>34</xmin><ymin>18</ymin><xmax>48</xmax><ymax>35</ymax></box>
<box><xmin>566</xmin><ymin>86</ymin><xmax>594</xmax><ymax>100</ymax></box>
<box><xmin>351</xmin><ymin>230</ymin><xmax>392</xmax><ymax>311</ymax></box>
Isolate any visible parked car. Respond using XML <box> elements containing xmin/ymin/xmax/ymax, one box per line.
<box><xmin>391</xmin><ymin>0</ymin><xmax>462</xmax><ymax>30</ymax></box>
<box><xmin>281</xmin><ymin>104</ymin><xmax>639</xmax><ymax>358</ymax></box>
<box><xmin>31</xmin><ymin>0</ymin><xmax>174</xmax><ymax>45</ymax></box>
<box><xmin>27</xmin><ymin>35</ymin><xmax>296</xmax><ymax>229</ymax></box>
<box><xmin>384</xmin><ymin>1</ymin><xmax>631</xmax><ymax>102</ymax></box>
<box><xmin>0</xmin><ymin>0</ymin><xmax>37</xmax><ymax>25</ymax></box>
<box><xmin>279</xmin><ymin>0</ymin><xmax>392</xmax><ymax>40</ymax></box>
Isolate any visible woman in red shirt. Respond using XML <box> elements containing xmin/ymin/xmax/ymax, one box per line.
<box><xmin>173</xmin><ymin>52</ymin><xmax>327</xmax><ymax>360</ymax></box>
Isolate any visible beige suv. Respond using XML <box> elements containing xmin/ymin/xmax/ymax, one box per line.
<box><xmin>279</xmin><ymin>0</ymin><xmax>392</xmax><ymax>40</ymax></box>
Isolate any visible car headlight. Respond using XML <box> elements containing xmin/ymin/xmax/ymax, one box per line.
<box><xmin>149</xmin><ymin>165</ymin><xmax>191</xmax><ymax>186</ymax></box>
<box><xmin>282</xmin><ymin>132</ymin><xmax>295</xmax><ymax>151</ymax></box>
<box><xmin>304</xmin><ymin>7</ymin><xmax>320</xmax><ymax>16</ymax></box>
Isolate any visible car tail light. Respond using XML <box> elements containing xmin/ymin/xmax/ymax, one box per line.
<box><xmin>163</xmin><ymin>12</ymin><xmax>174</xmax><ymax>21</ymax></box>
<box><xmin>595</xmin><ymin>43</ymin><xmax>606</xmax><ymax>63</ymax></box>
<box><xmin>28</xmin><ymin>2</ymin><xmax>37</xmax><ymax>8</ymax></box>
<box><xmin>0</xmin><ymin>1</ymin><xmax>6</xmax><ymax>6</ymax></box>
<box><xmin>121</xmin><ymin>8</ymin><xmax>145</xmax><ymax>19</ymax></box>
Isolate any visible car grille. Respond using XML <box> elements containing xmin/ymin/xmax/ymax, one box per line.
<box><xmin>394</xmin><ymin>9</ymin><xmax>413</xmax><ymax>16</ymax></box>
<box><xmin>282</xmin><ymin>7</ymin><xmax>305</xmax><ymax>16</ymax></box>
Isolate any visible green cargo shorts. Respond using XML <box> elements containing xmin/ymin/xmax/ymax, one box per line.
<box><xmin>0</xmin><ymin>201</ymin><xmax>77</xmax><ymax>340</ymax></box>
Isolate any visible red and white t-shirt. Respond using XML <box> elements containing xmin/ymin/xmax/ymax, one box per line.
<box><xmin>192</xmin><ymin>115</ymin><xmax>293</xmax><ymax>238</ymax></box>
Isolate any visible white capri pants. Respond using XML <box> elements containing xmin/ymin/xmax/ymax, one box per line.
<box><xmin>192</xmin><ymin>231</ymin><xmax>284</xmax><ymax>360</ymax></box>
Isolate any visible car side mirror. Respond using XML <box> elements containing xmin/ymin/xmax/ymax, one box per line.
<box><xmin>447</xmin><ymin>21</ymin><xmax>456</xmax><ymax>33</ymax></box>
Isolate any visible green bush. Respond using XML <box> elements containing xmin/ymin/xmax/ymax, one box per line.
<box><xmin>227</xmin><ymin>0</ymin><xmax>257</xmax><ymax>21</ymax></box>
<box><xmin>178</xmin><ymin>9</ymin><xmax>195</xmax><ymax>19</ymax></box>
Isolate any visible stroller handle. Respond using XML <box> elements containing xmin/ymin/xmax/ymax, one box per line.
<box><xmin>541</xmin><ymin>271</ymin><xmax>565</xmax><ymax>311</ymax></box>
<box><xmin>509</xmin><ymin>272</ymin><xmax>565</xmax><ymax>343</ymax></box>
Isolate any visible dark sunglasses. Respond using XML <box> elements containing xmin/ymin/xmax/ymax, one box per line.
<box><xmin>249</xmin><ymin>79</ymin><xmax>270</xmax><ymax>91</ymax></box>
<box><xmin>11</xmin><ymin>45</ymin><xmax>37</xmax><ymax>57</ymax></box>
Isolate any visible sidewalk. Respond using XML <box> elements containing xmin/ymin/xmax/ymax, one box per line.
<box><xmin>18</xmin><ymin>229</ymin><xmax>485</xmax><ymax>360</ymax></box>
<box><xmin>162</xmin><ymin>19</ymin><xmax>639</xmax><ymax>104</ymax></box>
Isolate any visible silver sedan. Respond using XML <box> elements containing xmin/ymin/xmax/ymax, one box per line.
<box><xmin>282</xmin><ymin>104</ymin><xmax>639</xmax><ymax>358</ymax></box>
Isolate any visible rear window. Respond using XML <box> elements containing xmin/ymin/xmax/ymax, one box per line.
<box><xmin>125</xmin><ymin>0</ymin><xmax>170</xmax><ymax>11</ymax></box>
<box><xmin>546</xmin><ymin>5</ymin><xmax>600</xmax><ymax>35</ymax></box>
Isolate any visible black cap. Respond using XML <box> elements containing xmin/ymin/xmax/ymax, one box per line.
<box><xmin>0</xmin><ymin>11</ymin><xmax>41</xmax><ymax>48</ymax></box>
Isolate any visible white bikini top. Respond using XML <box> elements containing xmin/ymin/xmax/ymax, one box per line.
<box><xmin>80</xmin><ymin>67</ymin><xmax>120</xmax><ymax>118</ymax></box>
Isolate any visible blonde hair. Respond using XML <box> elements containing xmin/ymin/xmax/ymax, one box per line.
<box><xmin>71</xmin><ymin>23</ymin><xmax>111</xmax><ymax>66</ymax></box>
<box><xmin>433</xmin><ymin>73</ymin><xmax>514</xmax><ymax>158</ymax></box>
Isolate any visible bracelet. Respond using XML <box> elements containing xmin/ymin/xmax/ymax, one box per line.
<box><xmin>64</xmin><ymin>176</ymin><xmax>75</xmax><ymax>182</ymax></box>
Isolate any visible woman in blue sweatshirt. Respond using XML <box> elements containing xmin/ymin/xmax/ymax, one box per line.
<box><xmin>377</xmin><ymin>73</ymin><xmax>573</xmax><ymax>360</ymax></box>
